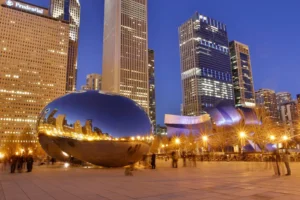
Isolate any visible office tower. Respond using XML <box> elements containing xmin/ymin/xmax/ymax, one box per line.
<box><xmin>179</xmin><ymin>13</ymin><xmax>234</xmax><ymax>116</ymax></box>
<box><xmin>50</xmin><ymin>0</ymin><xmax>81</xmax><ymax>92</ymax></box>
<box><xmin>297</xmin><ymin>94</ymin><xmax>300</xmax><ymax>115</ymax></box>
<box><xmin>102</xmin><ymin>0</ymin><xmax>149</xmax><ymax>114</ymax></box>
<box><xmin>255</xmin><ymin>89</ymin><xmax>278</xmax><ymax>119</ymax></box>
<box><xmin>279</xmin><ymin>101</ymin><xmax>298</xmax><ymax>123</ymax></box>
<box><xmin>82</xmin><ymin>74</ymin><xmax>102</xmax><ymax>91</ymax></box>
<box><xmin>276</xmin><ymin>92</ymin><xmax>292</xmax><ymax>106</ymax></box>
<box><xmin>0</xmin><ymin>1</ymin><xmax>69</xmax><ymax>139</ymax></box>
<box><xmin>229</xmin><ymin>41</ymin><xmax>255</xmax><ymax>108</ymax></box>
<box><xmin>148</xmin><ymin>49</ymin><xmax>156</xmax><ymax>128</ymax></box>
<box><xmin>279</xmin><ymin>101</ymin><xmax>298</xmax><ymax>135</ymax></box>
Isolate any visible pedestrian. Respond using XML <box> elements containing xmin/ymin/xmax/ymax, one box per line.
<box><xmin>192</xmin><ymin>153</ymin><xmax>197</xmax><ymax>167</ymax></box>
<box><xmin>26</xmin><ymin>155</ymin><xmax>34</xmax><ymax>172</ymax></box>
<box><xmin>10</xmin><ymin>155</ymin><xmax>17</xmax><ymax>173</ymax></box>
<box><xmin>51</xmin><ymin>157</ymin><xmax>55</xmax><ymax>165</ymax></box>
<box><xmin>171</xmin><ymin>151</ymin><xmax>178</xmax><ymax>168</ymax></box>
<box><xmin>182</xmin><ymin>151</ymin><xmax>187</xmax><ymax>167</ymax></box>
<box><xmin>283</xmin><ymin>150</ymin><xmax>291</xmax><ymax>176</ymax></box>
<box><xmin>273</xmin><ymin>150</ymin><xmax>281</xmax><ymax>176</ymax></box>
<box><xmin>17</xmin><ymin>155</ymin><xmax>24</xmax><ymax>173</ymax></box>
<box><xmin>151</xmin><ymin>153</ymin><xmax>156</xmax><ymax>169</ymax></box>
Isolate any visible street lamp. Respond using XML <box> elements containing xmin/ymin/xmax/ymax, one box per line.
<box><xmin>175</xmin><ymin>138</ymin><xmax>180</xmax><ymax>145</ymax></box>
<box><xmin>202</xmin><ymin>136</ymin><xmax>208</xmax><ymax>142</ymax></box>
<box><xmin>270</xmin><ymin>135</ymin><xmax>275</xmax><ymax>141</ymax></box>
<box><xmin>239</xmin><ymin>131</ymin><xmax>246</xmax><ymax>154</ymax></box>
<box><xmin>239</xmin><ymin>132</ymin><xmax>246</xmax><ymax>138</ymax></box>
<box><xmin>282</xmin><ymin>135</ymin><xmax>288</xmax><ymax>148</ymax></box>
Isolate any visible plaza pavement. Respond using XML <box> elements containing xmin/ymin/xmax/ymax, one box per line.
<box><xmin>0</xmin><ymin>160</ymin><xmax>300</xmax><ymax>200</ymax></box>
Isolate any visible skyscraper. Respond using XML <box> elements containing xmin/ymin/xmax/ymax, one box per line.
<box><xmin>0</xmin><ymin>0</ymin><xmax>69</xmax><ymax>139</ymax></box>
<box><xmin>255</xmin><ymin>89</ymin><xmax>278</xmax><ymax>119</ymax></box>
<box><xmin>279</xmin><ymin>101</ymin><xmax>298</xmax><ymax>123</ymax></box>
<box><xmin>229</xmin><ymin>41</ymin><xmax>255</xmax><ymax>108</ymax></box>
<box><xmin>297</xmin><ymin>94</ymin><xmax>300</xmax><ymax>115</ymax></box>
<box><xmin>81</xmin><ymin>74</ymin><xmax>102</xmax><ymax>91</ymax></box>
<box><xmin>276</xmin><ymin>92</ymin><xmax>292</xmax><ymax>106</ymax></box>
<box><xmin>102</xmin><ymin>0</ymin><xmax>149</xmax><ymax>114</ymax></box>
<box><xmin>179</xmin><ymin>13</ymin><xmax>234</xmax><ymax>116</ymax></box>
<box><xmin>279</xmin><ymin>101</ymin><xmax>298</xmax><ymax>135</ymax></box>
<box><xmin>148</xmin><ymin>49</ymin><xmax>156</xmax><ymax>128</ymax></box>
<box><xmin>50</xmin><ymin>0</ymin><xmax>81</xmax><ymax>92</ymax></box>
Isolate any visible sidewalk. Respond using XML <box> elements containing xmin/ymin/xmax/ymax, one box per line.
<box><xmin>0</xmin><ymin>161</ymin><xmax>300</xmax><ymax>200</ymax></box>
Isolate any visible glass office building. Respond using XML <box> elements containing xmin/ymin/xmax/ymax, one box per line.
<box><xmin>50</xmin><ymin>0</ymin><xmax>81</xmax><ymax>92</ymax></box>
<box><xmin>148</xmin><ymin>49</ymin><xmax>156</xmax><ymax>128</ymax></box>
<box><xmin>0</xmin><ymin>0</ymin><xmax>69</xmax><ymax>140</ymax></box>
<box><xmin>255</xmin><ymin>89</ymin><xmax>278</xmax><ymax>119</ymax></box>
<box><xmin>276</xmin><ymin>92</ymin><xmax>292</xmax><ymax>107</ymax></box>
<box><xmin>102</xmin><ymin>0</ymin><xmax>149</xmax><ymax>114</ymax></box>
<box><xmin>229</xmin><ymin>41</ymin><xmax>255</xmax><ymax>108</ymax></box>
<box><xmin>179</xmin><ymin>12</ymin><xmax>234</xmax><ymax>116</ymax></box>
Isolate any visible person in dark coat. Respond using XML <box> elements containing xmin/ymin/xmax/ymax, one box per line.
<box><xmin>182</xmin><ymin>151</ymin><xmax>187</xmax><ymax>167</ymax></box>
<box><xmin>17</xmin><ymin>155</ymin><xmax>24</xmax><ymax>173</ymax></box>
<box><xmin>151</xmin><ymin>153</ymin><xmax>156</xmax><ymax>169</ymax></box>
<box><xmin>26</xmin><ymin>155</ymin><xmax>34</xmax><ymax>172</ymax></box>
<box><xmin>10</xmin><ymin>155</ymin><xmax>17</xmax><ymax>173</ymax></box>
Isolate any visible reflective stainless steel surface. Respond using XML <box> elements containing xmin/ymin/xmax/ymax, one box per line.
<box><xmin>37</xmin><ymin>91</ymin><xmax>152</xmax><ymax>167</ymax></box>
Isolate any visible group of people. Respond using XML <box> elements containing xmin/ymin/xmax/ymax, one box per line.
<box><xmin>271</xmin><ymin>150</ymin><xmax>291</xmax><ymax>176</ymax></box>
<box><xmin>9</xmin><ymin>154</ymin><xmax>34</xmax><ymax>173</ymax></box>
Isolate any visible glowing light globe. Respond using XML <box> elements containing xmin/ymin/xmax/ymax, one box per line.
<box><xmin>37</xmin><ymin>91</ymin><xmax>152</xmax><ymax>167</ymax></box>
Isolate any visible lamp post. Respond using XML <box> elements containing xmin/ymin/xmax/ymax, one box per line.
<box><xmin>175</xmin><ymin>138</ymin><xmax>180</xmax><ymax>154</ymax></box>
<box><xmin>270</xmin><ymin>135</ymin><xmax>276</xmax><ymax>148</ymax></box>
<box><xmin>239</xmin><ymin>131</ymin><xmax>246</xmax><ymax>154</ymax></box>
<box><xmin>282</xmin><ymin>135</ymin><xmax>288</xmax><ymax>149</ymax></box>
<box><xmin>202</xmin><ymin>135</ymin><xmax>208</xmax><ymax>151</ymax></box>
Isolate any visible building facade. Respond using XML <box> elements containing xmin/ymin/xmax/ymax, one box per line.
<box><xmin>148</xmin><ymin>49</ymin><xmax>156</xmax><ymax>128</ymax></box>
<box><xmin>102</xmin><ymin>0</ymin><xmax>149</xmax><ymax>114</ymax></box>
<box><xmin>297</xmin><ymin>94</ymin><xmax>300</xmax><ymax>116</ymax></box>
<box><xmin>81</xmin><ymin>74</ymin><xmax>102</xmax><ymax>91</ymax></box>
<box><xmin>255</xmin><ymin>89</ymin><xmax>278</xmax><ymax>119</ymax></box>
<box><xmin>279</xmin><ymin>101</ymin><xmax>298</xmax><ymax>135</ymax></box>
<box><xmin>229</xmin><ymin>41</ymin><xmax>255</xmax><ymax>108</ymax></box>
<box><xmin>0</xmin><ymin>0</ymin><xmax>69</xmax><ymax>140</ymax></box>
<box><xmin>279</xmin><ymin>101</ymin><xmax>298</xmax><ymax>123</ymax></box>
<box><xmin>50</xmin><ymin>0</ymin><xmax>81</xmax><ymax>92</ymax></box>
<box><xmin>179</xmin><ymin>13</ymin><xmax>234</xmax><ymax>116</ymax></box>
<box><xmin>276</xmin><ymin>92</ymin><xmax>292</xmax><ymax>107</ymax></box>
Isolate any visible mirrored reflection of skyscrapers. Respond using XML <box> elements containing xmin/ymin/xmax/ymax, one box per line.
<box><xmin>229</xmin><ymin>41</ymin><xmax>255</xmax><ymax>108</ymax></box>
<box><xmin>179</xmin><ymin>12</ymin><xmax>234</xmax><ymax>116</ymax></box>
<box><xmin>102</xmin><ymin>0</ymin><xmax>149</xmax><ymax>114</ymax></box>
<box><xmin>50</xmin><ymin>0</ymin><xmax>81</xmax><ymax>92</ymax></box>
<box><xmin>148</xmin><ymin>49</ymin><xmax>156</xmax><ymax>128</ymax></box>
<box><xmin>255</xmin><ymin>89</ymin><xmax>278</xmax><ymax>119</ymax></box>
<box><xmin>0</xmin><ymin>1</ymin><xmax>69</xmax><ymax>138</ymax></box>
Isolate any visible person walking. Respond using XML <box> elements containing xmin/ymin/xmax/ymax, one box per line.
<box><xmin>17</xmin><ymin>155</ymin><xmax>24</xmax><ymax>173</ymax></box>
<box><xmin>151</xmin><ymin>153</ymin><xmax>156</xmax><ymax>169</ymax></box>
<box><xmin>26</xmin><ymin>155</ymin><xmax>34</xmax><ymax>172</ymax></box>
<box><xmin>273</xmin><ymin>150</ymin><xmax>281</xmax><ymax>176</ymax></box>
<box><xmin>171</xmin><ymin>151</ymin><xmax>178</xmax><ymax>168</ymax></box>
<box><xmin>10</xmin><ymin>155</ymin><xmax>17</xmax><ymax>173</ymax></box>
<box><xmin>283</xmin><ymin>150</ymin><xmax>291</xmax><ymax>176</ymax></box>
<box><xmin>182</xmin><ymin>151</ymin><xmax>187</xmax><ymax>167</ymax></box>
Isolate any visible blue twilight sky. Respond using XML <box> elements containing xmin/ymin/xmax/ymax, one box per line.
<box><xmin>27</xmin><ymin>0</ymin><xmax>300</xmax><ymax>125</ymax></box>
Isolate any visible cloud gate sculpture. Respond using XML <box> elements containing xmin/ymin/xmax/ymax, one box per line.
<box><xmin>37</xmin><ymin>91</ymin><xmax>152</xmax><ymax>167</ymax></box>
